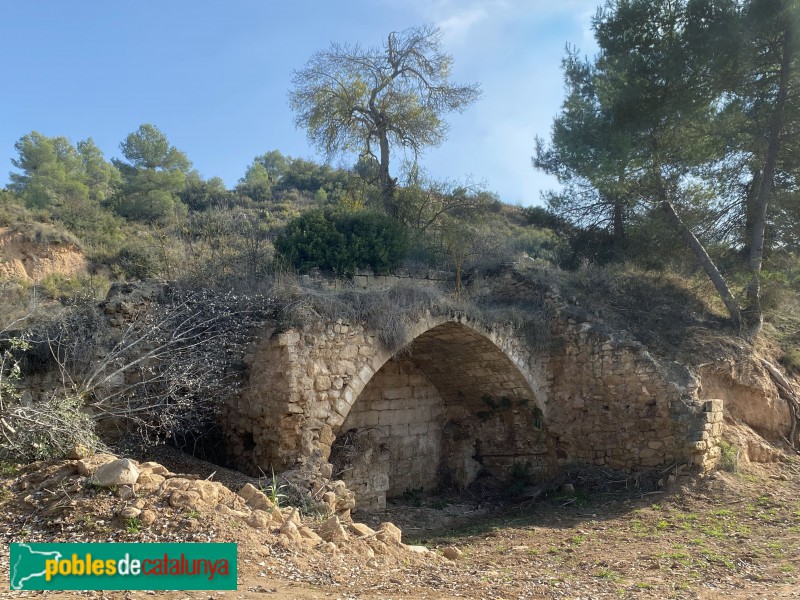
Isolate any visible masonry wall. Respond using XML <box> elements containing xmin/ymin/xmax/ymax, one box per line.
<box><xmin>545</xmin><ymin>315</ymin><xmax>720</xmax><ymax>471</ymax></box>
<box><xmin>225</xmin><ymin>291</ymin><xmax>723</xmax><ymax>500</ymax></box>
<box><xmin>332</xmin><ymin>359</ymin><xmax>444</xmax><ymax>508</ymax></box>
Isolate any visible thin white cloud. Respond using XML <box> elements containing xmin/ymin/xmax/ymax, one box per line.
<box><xmin>385</xmin><ymin>0</ymin><xmax>599</xmax><ymax>46</ymax></box>
<box><xmin>383</xmin><ymin>0</ymin><xmax>509</xmax><ymax>43</ymax></box>
<box><xmin>437</xmin><ymin>6</ymin><xmax>490</xmax><ymax>43</ymax></box>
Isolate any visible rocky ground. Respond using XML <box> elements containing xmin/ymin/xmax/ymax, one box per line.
<box><xmin>1</xmin><ymin>443</ymin><xmax>799</xmax><ymax>600</ymax></box>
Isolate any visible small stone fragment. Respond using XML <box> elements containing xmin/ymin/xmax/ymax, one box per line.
<box><xmin>67</xmin><ymin>445</ymin><xmax>92</xmax><ymax>460</ymax></box>
<box><xmin>139</xmin><ymin>510</ymin><xmax>157</xmax><ymax>527</ymax></box>
<box><xmin>119</xmin><ymin>507</ymin><xmax>141</xmax><ymax>519</ymax></box>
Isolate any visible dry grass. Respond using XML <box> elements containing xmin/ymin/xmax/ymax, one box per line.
<box><xmin>269</xmin><ymin>268</ymin><xmax>556</xmax><ymax>354</ymax></box>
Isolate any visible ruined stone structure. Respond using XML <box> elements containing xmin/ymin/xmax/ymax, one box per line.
<box><xmin>225</xmin><ymin>272</ymin><xmax>723</xmax><ymax>509</ymax></box>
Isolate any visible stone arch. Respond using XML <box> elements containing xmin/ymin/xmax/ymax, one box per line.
<box><xmin>328</xmin><ymin>314</ymin><xmax>548</xmax><ymax>431</ymax></box>
<box><xmin>327</xmin><ymin>316</ymin><xmax>556</xmax><ymax>508</ymax></box>
<box><xmin>227</xmin><ymin>300</ymin><xmax>721</xmax><ymax>495</ymax></box>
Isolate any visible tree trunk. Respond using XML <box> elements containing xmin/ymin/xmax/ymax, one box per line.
<box><xmin>744</xmin><ymin>23</ymin><xmax>793</xmax><ymax>333</ymax></box>
<box><xmin>661</xmin><ymin>201</ymin><xmax>743</xmax><ymax>327</ymax></box>
<box><xmin>378</xmin><ymin>129</ymin><xmax>393</xmax><ymax>214</ymax></box>
<box><xmin>612</xmin><ymin>196</ymin><xmax>625</xmax><ymax>261</ymax></box>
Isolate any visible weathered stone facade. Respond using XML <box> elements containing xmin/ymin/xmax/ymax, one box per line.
<box><xmin>225</xmin><ymin>282</ymin><xmax>722</xmax><ymax>509</ymax></box>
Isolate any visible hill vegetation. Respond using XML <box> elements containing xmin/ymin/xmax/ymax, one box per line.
<box><xmin>1</xmin><ymin>1</ymin><xmax>799</xmax><ymax>461</ymax></box>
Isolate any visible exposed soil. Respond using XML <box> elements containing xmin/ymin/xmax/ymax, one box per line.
<box><xmin>1</xmin><ymin>442</ymin><xmax>799</xmax><ymax>599</ymax></box>
<box><xmin>0</xmin><ymin>227</ymin><xmax>87</xmax><ymax>283</ymax></box>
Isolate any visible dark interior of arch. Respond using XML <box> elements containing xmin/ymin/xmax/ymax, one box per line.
<box><xmin>330</xmin><ymin>321</ymin><xmax>556</xmax><ymax>510</ymax></box>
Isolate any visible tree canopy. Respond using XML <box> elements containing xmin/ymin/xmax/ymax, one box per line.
<box><xmin>534</xmin><ymin>0</ymin><xmax>800</xmax><ymax>332</ymax></box>
<box><xmin>289</xmin><ymin>24</ymin><xmax>481</xmax><ymax>212</ymax></box>
<box><xmin>110</xmin><ymin>124</ymin><xmax>192</xmax><ymax>223</ymax></box>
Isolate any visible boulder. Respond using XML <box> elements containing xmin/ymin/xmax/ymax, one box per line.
<box><xmin>246</xmin><ymin>510</ymin><xmax>272</xmax><ymax>529</ymax></box>
<box><xmin>321</xmin><ymin>491</ymin><xmax>337</xmax><ymax>510</ymax></box>
<box><xmin>238</xmin><ymin>483</ymin><xmax>274</xmax><ymax>511</ymax></box>
<box><xmin>77</xmin><ymin>453</ymin><xmax>118</xmax><ymax>477</ymax></box>
<box><xmin>137</xmin><ymin>472</ymin><xmax>165</xmax><ymax>488</ymax></box>
<box><xmin>376</xmin><ymin>522</ymin><xmax>402</xmax><ymax>545</ymax></box>
<box><xmin>169</xmin><ymin>490</ymin><xmax>202</xmax><ymax>510</ymax></box>
<box><xmin>317</xmin><ymin>515</ymin><xmax>348</xmax><ymax>543</ymax></box>
<box><xmin>283</xmin><ymin>508</ymin><xmax>301</xmax><ymax>526</ymax></box>
<box><xmin>279</xmin><ymin>520</ymin><xmax>303</xmax><ymax>544</ymax></box>
<box><xmin>91</xmin><ymin>459</ymin><xmax>139</xmax><ymax>487</ymax></box>
<box><xmin>216</xmin><ymin>504</ymin><xmax>249</xmax><ymax>519</ymax></box>
<box><xmin>298</xmin><ymin>525</ymin><xmax>323</xmax><ymax>543</ymax></box>
<box><xmin>349</xmin><ymin>522</ymin><xmax>376</xmax><ymax>538</ymax></box>
<box><xmin>189</xmin><ymin>480</ymin><xmax>222</xmax><ymax>505</ymax></box>
<box><xmin>138</xmin><ymin>462</ymin><xmax>171</xmax><ymax>476</ymax></box>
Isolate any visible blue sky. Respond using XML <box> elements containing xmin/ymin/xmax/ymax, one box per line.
<box><xmin>0</xmin><ymin>0</ymin><xmax>599</xmax><ymax>206</ymax></box>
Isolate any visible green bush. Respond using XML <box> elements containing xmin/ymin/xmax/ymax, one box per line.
<box><xmin>39</xmin><ymin>273</ymin><xmax>110</xmax><ymax>302</ymax></box>
<box><xmin>114</xmin><ymin>240</ymin><xmax>159</xmax><ymax>279</ymax></box>
<box><xmin>275</xmin><ymin>208</ymin><xmax>408</xmax><ymax>276</ymax></box>
<box><xmin>718</xmin><ymin>440</ymin><xmax>739</xmax><ymax>473</ymax></box>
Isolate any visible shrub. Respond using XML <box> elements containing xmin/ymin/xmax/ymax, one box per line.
<box><xmin>779</xmin><ymin>348</ymin><xmax>800</xmax><ymax>375</ymax></box>
<box><xmin>13</xmin><ymin>221</ymin><xmax>82</xmax><ymax>248</ymax></box>
<box><xmin>275</xmin><ymin>208</ymin><xmax>408</xmax><ymax>276</ymax></box>
<box><xmin>718</xmin><ymin>440</ymin><xmax>739</xmax><ymax>473</ymax></box>
<box><xmin>0</xmin><ymin>335</ymin><xmax>100</xmax><ymax>463</ymax></box>
<box><xmin>114</xmin><ymin>240</ymin><xmax>159</xmax><ymax>279</ymax></box>
<box><xmin>0</xmin><ymin>392</ymin><xmax>101</xmax><ymax>463</ymax></box>
<box><xmin>39</xmin><ymin>273</ymin><xmax>110</xmax><ymax>302</ymax></box>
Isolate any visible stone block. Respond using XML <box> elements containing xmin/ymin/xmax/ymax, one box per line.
<box><xmin>409</xmin><ymin>422</ymin><xmax>429</xmax><ymax>436</ymax></box>
<box><xmin>314</xmin><ymin>375</ymin><xmax>332</xmax><ymax>391</ymax></box>
<box><xmin>372</xmin><ymin>472</ymin><xmax>390</xmax><ymax>491</ymax></box>
<box><xmin>334</xmin><ymin>397</ymin><xmax>350</xmax><ymax>417</ymax></box>
<box><xmin>342</xmin><ymin>387</ymin><xmax>355</xmax><ymax>404</ymax></box>
<box><xmin>238</xmin><ymin>483</ymin><xmax>275</xmax><ymax>511</ymax></box>
<box><xmin>391</xmin><ymin>423</ymin><xmax>409</xmax><ymax>437</ymax></box>
<box><xmin>357</xmin><ymin>364</ymin><xmax>375</xmax><ymax>383</ymax></box>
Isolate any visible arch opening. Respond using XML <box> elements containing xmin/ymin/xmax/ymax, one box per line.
<box><xmin>330</xmin><ymin>321</ymin><xmax>556</xmax><ymax>509</ymax></box>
